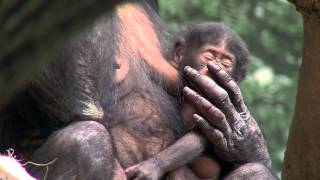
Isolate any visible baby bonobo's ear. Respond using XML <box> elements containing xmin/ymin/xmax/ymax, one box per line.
<box><xmin>172</xmin><ymin>37</ymin><xmax>186</xmax><ymax>69</ymax></box>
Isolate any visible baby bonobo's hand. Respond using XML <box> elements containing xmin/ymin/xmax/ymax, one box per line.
<box><xmin>125</xmin><ymin>158</ymin><xmax>163</xmax><ymax>180</ymax></box>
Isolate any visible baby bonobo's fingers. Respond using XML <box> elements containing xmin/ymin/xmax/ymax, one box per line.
<box><xmin>183</xmin><ymin>67</ymin><xmax>239</xmax><ymax>124</ymax></box>
<box><xmin>125</xmin><ymin>166</ymin><xmax>139</xmax><ymax>179</ymax></box>
<box><xmin>207</xmin><ymin>61</ymin><xmax>247</xmax><ymax>113</ymax></box>
<box><xmin>183</xmin><ymin>87</ymin><xmax>231</xmax><ymax>133</ymax></box>
<box><xmin>193</xmin><ymin>114</ymin><xmax>227</xmax><ymax>149</ymax></box>
<box><xmin>125</xmin><ymin>161</ymin><xmax>161</xmax><ymax>180</ymax></box>
<box><xmin>134</xmin><ymin>177</ymin><xmax>146</xmax><ymax>180</ymax></box>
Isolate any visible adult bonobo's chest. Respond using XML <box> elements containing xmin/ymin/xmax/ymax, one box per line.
<box><xmin>103</xmin><ymin>74</ymin><xmax>182</xmax><ymax>168</ymax></box>
<box><xmin>98</xmin><ymin>1</ymin><xmax>184</xmax><ymax>168</ymax></box>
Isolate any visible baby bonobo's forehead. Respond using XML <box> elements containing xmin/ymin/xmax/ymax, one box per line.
<box><xmin>198</xmin><ymin>43</ymin><xmax>235</xmax><ymax>61</ymax></box>
<box><xmin>192</xmin><ymin>43</ymin><xmax>235</xmax><ymax>76</ymax></box>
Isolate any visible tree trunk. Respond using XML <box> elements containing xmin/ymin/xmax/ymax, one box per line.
<box><xmin>283</xmin><ymin>1</ymin><xmax>320</xmax><ymax>179</ymax></box>
<box><xmin>0</xmin><ymin>0</ymin><xmax>123</xmax><ymax>108</ymax></box>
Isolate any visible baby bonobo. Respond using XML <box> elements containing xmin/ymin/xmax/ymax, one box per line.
<box><xmin>126</xmin><ymin>22</ymin><xmax>250</xmax><ymax>180</ymax></box>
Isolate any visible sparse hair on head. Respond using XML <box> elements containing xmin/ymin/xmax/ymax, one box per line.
<box><xmin>175</xmin><ymin>22</ymin><xmax>250</xmax><ymax>82</ymax></box>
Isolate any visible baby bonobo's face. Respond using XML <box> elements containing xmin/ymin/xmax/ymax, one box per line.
<box><xmin>181</xmin><ymin>43</ymin><xmax>235</xmax><ymax>130</ymax></box>
<box><xmin>193</xmin><ymin>43</ymin><xmax>235</xmax><ymax>76</ymax></box>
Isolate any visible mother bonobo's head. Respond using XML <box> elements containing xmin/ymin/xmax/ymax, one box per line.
<box><xmin>172</xmin><ymin>22</ymin><xmax>250</xmax><ymax>83</ymax></box>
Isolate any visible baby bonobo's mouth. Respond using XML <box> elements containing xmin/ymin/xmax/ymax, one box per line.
<box><xmin>181</xmin><ymin>61</ymin><xmax>228</xmax><ymax>98</ymax></box>
<box><xmin>181</xmin><ymin>66</ymin><xmax>207</xmax><ymax>95</ymax></box>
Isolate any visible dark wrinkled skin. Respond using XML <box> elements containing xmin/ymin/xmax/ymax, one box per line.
<box><xmin>183</xmin><ymin>62</ymin><xmax>274</xmax><ymax>179</ymax></box>
<box><xmin>183</xmin><ymin>62</ymin><xmax>271</xmax><ymax>167</ymax></box>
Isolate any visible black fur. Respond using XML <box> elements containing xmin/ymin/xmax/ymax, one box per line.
<box><xmin>0</xmin><ymin>0</ymin><xmax>183</xmax><ymax>177</ymax></box>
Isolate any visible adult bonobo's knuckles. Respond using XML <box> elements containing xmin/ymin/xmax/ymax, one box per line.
<box><xmin>218</xmin><ymin>90</ymin><xmax>231</xmax><ymax>108</ymax></box>
<box><xmin>193</xmin><ymin>114</ymin><xmax>212</xmax><ymax>132</ymax></box>
<box><xmin>206</xmin><ymin>103</ymin><xmax>222</xmax><ymax>120</ymax></box>
<box><xmin>208</xmin><ymin>62</ymin><xmax>246</xmax><ymax>111</ymax></box>
<box><xmin>184</xmin><ymin>66</ymin><xmax>219</xmax><ymax>93</ymax></box>
<box><xmin>184</xmin><ymin>66</ymin><xmax>233</xmax><ymax>109</ymax></box>
<box><xmin>207</xmin><ymin>62</ymin><xmax>233</xmax><ymax>85</ymax></box>
<box><xmin>193</xmin><ymin>114</ymin><xmax>225</xmax><ymax>145</ymax></box>
<box><xmin>226</xmin><ymin>80</ymin><xmax>242</xmax><ymax>104</ymax></box>
<box><xmin>184</xmin><ymin>86</ymin><xmax>215</xmax><ymax>114</ymax></box>
<box><xmin>207</xmin><ymin>61</ymin><xmax>231</xmax><ymax>82</ymax></box>
<box><xmin>183</xmin><ymin>86</ymin><xmax>206</xmax><ymax>108</ymax></box>
<box><xmin>184</xmin><ymin>87</ymin><xmax>232</xmax><ymax>134</ymax></box>
<box><xmin>184</xmin><ymin>87</ymin><xmax>218</xmax><ymax>119</ymax></box>
<box><xmin>227</xmin><ymin>84</ymin><xmax>246</xmax><ymax>113</ymax></box>
<box><xmin>184</xmin><ymin>66</ymin><xmax>202</xmax><ymax>83</ymax></box>
<box><xmin>206</xmin><ymin>107</ymin><xmax>231</xmax><ymax>133</ymax></box>
<box><xmin>207</xmin><ymin>62</ymin><xmax>240</xmax><ymax>96</ymax></box>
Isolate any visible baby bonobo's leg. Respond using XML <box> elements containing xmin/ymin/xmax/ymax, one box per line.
<box><xmin>189</xmin><ymin>153</ymin><xmax>221</xmax><ymax>179</ymax></box>
<box><xmin>166</xmin><ymin>166</ymin><xmax>200</xmax><ymax>180</ymax></box>
<box><xmin>125</xmin><ymin>131</ymin><xmax>206</xmax><ymax>180</ymax></box>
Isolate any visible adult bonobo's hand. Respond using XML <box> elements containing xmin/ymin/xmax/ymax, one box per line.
<box><xmin>183</xmin><ymin>61</ymin><xmax>271</xmax><ymax>167</ymax></box>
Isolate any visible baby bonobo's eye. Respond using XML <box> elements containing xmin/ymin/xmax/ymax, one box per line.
<box><xmin>202</xmin><ymin>51</ymin><xmax>215</xmax><ymax>61</ymax></box>
<box><xmin>202</xmin><ymin>51</ymin><xmax>232</xmax><ymax>69</ymax></box>
<box><xmin>220</xmin><ymin>58</ymin><xmax>233</xmax><ymax>69</ymax></box>
<box><xmin>198</xmin><ymin>45</ymin><xmax>235</xmax><ymax>74</ymax></box>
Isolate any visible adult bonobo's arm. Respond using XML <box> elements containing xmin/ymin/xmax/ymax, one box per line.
<box><xmin>183</xmin><ymin>61</ymin><xmax>275</xmax><ymax>179</ymax></box>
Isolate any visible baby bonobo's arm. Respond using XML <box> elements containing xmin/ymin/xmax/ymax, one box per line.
<box><xmin>125</xmin><ymin>131</ymin><xmax>206</xmax><ymax>180</ymax></box>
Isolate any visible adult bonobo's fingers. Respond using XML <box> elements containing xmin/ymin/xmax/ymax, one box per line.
<box><xmin>193</xmin><ymin>114</ymin><xmax>227</xmax><ymax>148</ymax></box>
<box><xmin>183</xmin><ymin>66</ymin><xmax>239</xmax><ymax>124</ymax></box>
<box><xmin>207</xmin><ymin>61</ymin><xmax>247</xmax><ymax>113</ymax></box>
<box><xmin>183</xmin><ymin>87</ymin><xmax>231</xmax><ymax>133</ymax></box>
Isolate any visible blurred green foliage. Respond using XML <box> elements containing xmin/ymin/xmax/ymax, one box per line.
<box><xmin>159</xmin><ymin>0</ymin><xmax>303</xmax><ymax>176</ymax></box>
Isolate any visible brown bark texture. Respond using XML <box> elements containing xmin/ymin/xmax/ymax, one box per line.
<box><xmin>283</xmin><ymin>0</ymin><xmax>320</xmax><ymax>179</ymax></box>
<box><xmin>0</xmin><ymin>0</ymin><xmax>123</xmax><ymax>108</ymax></box>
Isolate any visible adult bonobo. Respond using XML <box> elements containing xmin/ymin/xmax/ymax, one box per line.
<box><xmin>0</xmin><ymin>1</ymin><xmax>274</xmax><ymax>179</ymax></box>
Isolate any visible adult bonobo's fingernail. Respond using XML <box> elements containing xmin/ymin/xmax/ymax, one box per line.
<box><xmin>193</xmin><ymin>114</ymin><xmax>202</xmax><ymax>122</ymax></box>
<box><xmin>183</xmin><ymin>86</ymin><xmax>192</xmax><ymax>96</ymax></box>
<box><xmin>207</xmin><ymin>61</ymin><xmax>222</xmax><ymax>73</ymax></box>
<box><xmin>184</xmin><ymin>66</ymin><xmax>198</xmax><ymax>75</ymax></box>
<box><xmin>191</xmin><ymin>114</ymin><xmax>201</xmax><ymax>128</ymax></box>
<box><xmin>184</xmin><ymin>66</ymin><xmax>199</xmax><ymax>79</ymax></box>
<box><xmin>192</xmin><ymin>114</ymin><xmax>205</xmax><ymax>128</ymax></box>
<box><xmin>184</xmin><ymin>66</ymin><xmax>192</xmax><ymax>73</ymax></box>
